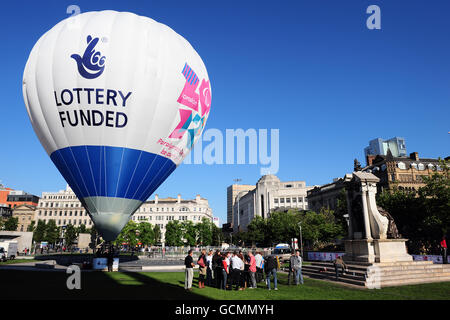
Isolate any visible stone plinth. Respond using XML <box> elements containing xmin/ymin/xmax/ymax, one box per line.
<box><xmin>344</xmin><ymin>239</ymin><xmax>412</xmax><ymax>264</ymax></box>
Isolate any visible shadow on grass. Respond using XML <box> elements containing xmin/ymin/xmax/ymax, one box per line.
<box><xmin>0</xmin><ymin>269</ymin><xmax>209</xmax><ymax>300</ymax></box>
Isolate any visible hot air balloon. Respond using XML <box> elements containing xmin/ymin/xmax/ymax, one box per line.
<box><xmin>22</xmin><ymin>11</ymin><xmax>212</xmax><ymax>241</ymax></box>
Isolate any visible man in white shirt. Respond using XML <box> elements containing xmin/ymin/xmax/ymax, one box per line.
<box><xmin>254</xmin><ymin>251</ymin><xmax>264</xmax><ymax>282</ymax></box>
<box><xmin>230</xmin><ymin>252</ymin><xmax>243</xmax><ymax>290</ymax></box>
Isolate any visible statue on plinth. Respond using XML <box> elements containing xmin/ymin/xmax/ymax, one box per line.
<box><xmin>343</xmin><ymin>171</ymin><xmax>412</xmax><ymax>263</ymax></box>
<box><xmin>377</xmin><ymin>206</ymin><xmax>401</xmax><ymax>239</ymax></box>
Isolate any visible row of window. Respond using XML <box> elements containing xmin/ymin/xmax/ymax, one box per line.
<box><xmin>274</xmin><ymin>197</ymin><xmax>305</xmax><ymax>204</ymax></box>
<box><xmin>132</xmin><ymin>215</ymin><xmax>194</xmax><ymax>222</ymax></box>
<box><xmin>42</xmin><ymin>195</ymin><xmax>77</xmax><ymax>200</ymax></box>
<box><xmin>38</xmin><ymin>210</ymin><xmax>88</xmax><ymax>217</ymax></box>
<box><xmin>397</xmin><ymin>162</ymin><xmax>443</xmax><ymax>171</ymax></box>
<box><xmin>40</xmin><ymin>219</ymin><xmax>92</xmax><ymax>226</ymax></box>
<box><xmin>283</xmin><ymin>184</ymin><xmax>304</xmax><ymax>188</ymax></box>
<box><xmin>138</xmin><ymin>206</ymin><xmax>205</xmax><ymax>212</ymax></box>
<box><xmin>40</xmin><ymin>202</ymin><xmax>81</xmax><ymax>208</ymax></box>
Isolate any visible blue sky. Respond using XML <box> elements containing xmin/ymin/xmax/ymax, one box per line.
<box><xmin>1</xmin><ymin>0</ymin><xmax>449</xmax><ymax>225</ymax></box>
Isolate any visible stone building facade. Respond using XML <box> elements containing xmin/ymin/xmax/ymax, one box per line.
<box><xmin>35</xmin><ymin>185</ymin><xmax>94</xmax><ymax>228</ymax></box>
<box><xmin>35</xmin><ymin>185</ymin><xmax>214</xmax><ymax>243</ymax></box>
<box><xmin>232</xmin><ymin>175</ymin><xmax>313</xmax><ymax>232</ymax></box>
<box><xmin>12</xmin><ymin>204</ymin><xmax>36</xmax><ymax>232</ymax></box>
<box><xmin>131</xmin><ymin>194</ymin><xmax>214</xmax><ymax>243</ymax></box>
<box><xmin>364</xmin><ymin>151</ymin><xmax>448</xmax><ymax>192</ymax></box>
<box><xmin>307</xmin><ymin>174</ymin><xmax>352</xmax><ymax>213</ymax></box>
<box><xmin>226</xmin><ymin>184</ymin><xmax>255</xmax><ymax>227</ymax></box>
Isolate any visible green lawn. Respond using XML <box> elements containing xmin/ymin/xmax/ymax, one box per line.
<box><xmin>0</xmin><ymin>259</ymin><xmax>38</xmax><ymax>265</ymax></box>
<box><xmin>1</xmin><ymin>270</ymin><xmax>449</xmax><ymax>300</ymax></box>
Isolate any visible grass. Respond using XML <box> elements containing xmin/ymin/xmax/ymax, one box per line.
<box><xmin>0</xmin><ymin>259</ymin><xmax>38</xmax><ymax>265</ymax></box>
<box><xmin>1</xmin><ymin>269</ymin><xmax>449</xmax><ymax>300</ymax></box>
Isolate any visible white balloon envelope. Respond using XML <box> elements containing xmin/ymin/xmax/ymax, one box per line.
<box><xmin>23</xmin><ymin>11</ymin><xmax>212</xmax><ymax>240</ymax></box>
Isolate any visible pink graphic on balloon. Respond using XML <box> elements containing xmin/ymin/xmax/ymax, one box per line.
<box><xmin>199</xmin><ymin>79</ymin><xmax>211</xmax><ymax>117</ymax></box>
<box><xmin>177</xmin><ymin>63</ymin><xmax>199</xmax><ymax>111</ymax></box>
<box><xmin>169</xmin><ymin>109</ymin><xmax>192</xmax><ymax>139</ymax></box>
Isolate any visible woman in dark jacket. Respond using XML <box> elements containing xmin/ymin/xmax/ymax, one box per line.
<box><xmin>212</xmin><ymin>250</ymin><xmax>222</xmax><ymax>288</ymax></box>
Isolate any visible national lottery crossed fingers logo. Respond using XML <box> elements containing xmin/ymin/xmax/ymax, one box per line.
<box><xmin>71</xmin><ymin>35</ymin><xmax>106</xmax><ymax>79</ymax></box>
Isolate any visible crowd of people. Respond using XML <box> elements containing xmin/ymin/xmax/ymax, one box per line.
<box><xmin>184</xmin><ymin>249</ymin><xmax>304</xmax><ymax>291</ymax></box>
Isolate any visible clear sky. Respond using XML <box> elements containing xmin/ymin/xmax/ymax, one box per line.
<box><xmin>1</xmin><ymin>0</ymin><xmax>449</xmax><ymax>225</ymax></box>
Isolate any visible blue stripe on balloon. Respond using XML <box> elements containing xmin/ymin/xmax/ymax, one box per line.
<box><xmin>50</xmin><ymin>145</ymin><xmax>176</xmax><ymax>202</ymax></box>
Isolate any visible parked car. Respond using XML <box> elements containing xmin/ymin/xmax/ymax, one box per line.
<box><xmin>270</xmin><ymin>243</ymin><xmax>292</xmax><ymax>263</ymax></box>
<box><xmin>0</xmin><ymin>241</ymin><xmax>18</xmax><ymax>262</ymax></box>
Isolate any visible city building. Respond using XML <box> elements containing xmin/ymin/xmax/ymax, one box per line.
<box><xmin>227</xmin><ymin>184</ymin><xmax>255</xmax><ymax>227</ymax></box>
<box><xmin>35</xmin><ymin>185</ymin><xmax>94</xmax><ymax>228</ymax></box>
<box><xmin>363</xmin><ymin>151</ymin><xmax>448</xmax><ymax>192</ymax></box>
<box><xmin>364</xmin><ymin>137</ymin><xmax>407</xmax><ymax>164</ymax></box>
<box><xmin>307</xmin><ymin>174</ymin><xmax>352</xmax><ymax>213</ymax></box>
<box><xmin>232</xmin><ymin>175</ymin><xmax>314</xmax><ymax>232</ymax></box>
<box><xmin>7</xmin><ymin>190</ymin><xmax>40</xmax><ymax>208</ymax></box>
<box><xmin>35</xmin><ymin>186</ymin><xmax>215</xmax><ymax>243</ymax></box>
<box><xmin>12</xmin><ymin>204</ymin><xmax>36</xmax><ymax>232</ymax></box>
<box><xmin>131</xmin><ymin>194</ymin><xmax>214</xmax><ymax>243</ymax></box>
<box><xmin>0</xmin><ymin>184</ymin><xmax>39</xmax><ymax>209</ymax></box>
<box><xmin>0</xmin><ymin>184</ymin><xmax>13</xmax><ymax>205</ymax></box>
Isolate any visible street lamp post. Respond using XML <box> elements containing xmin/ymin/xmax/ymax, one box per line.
<box><xmin>298</xmin><ymin>221</ymin><xmax>303</xmax><ymax>258</ymax></box>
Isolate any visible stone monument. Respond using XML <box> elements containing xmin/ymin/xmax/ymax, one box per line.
<box><xmin>343</xmin><ymin>171</ymin><xmax>412</xmax><ymax>263</ymax></box>
<box><xmin>301</xmin><ymin>170</ymin><xmax>450</xmax><ymax>288</ymax></box>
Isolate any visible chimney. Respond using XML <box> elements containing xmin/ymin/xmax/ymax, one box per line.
<box><xmin>366</xmin><ymin>154</ymin><xmax>376</xmax><ymax>166</ymax></box>
<box><xmin>177</xmin><ymin>194</ymin><xmax>181</xmax><ymax>204</ymax></box>
<box><xmin>409</xmin><ymin>152</ymin><xmax>419</xmax><ymax>161</ymax></box>
<box><xmin>196</xmin><ymin>194</ymin><xmax>201</xmax><ymax>204</ymax></box>
<box><xmin>154</xmin><ymin>194</ymin><xmax>159</xmax><ymax>204</ymax></box>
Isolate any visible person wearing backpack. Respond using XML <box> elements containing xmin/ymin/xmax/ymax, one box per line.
<box><xmin>264</xmin><ymin>255</ymin><xmax>278</xmax><ymax>290</ymax></box>
<box><xmin>197</xmin><ymin>249</ymin><xmax>207</xmax><ymax>289</ymax></box>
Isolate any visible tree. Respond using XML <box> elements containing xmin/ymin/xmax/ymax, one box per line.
<box><xmin>77</xmin><ymin>224</ymin><xmax>87</xmax><ymax>234</ymax></box>
<box><xmin>182</xmin><ymin>220</ymin><xmax>198</xmax><ymax>246</ymax></box>
<box><xmin>4</xmin><ymin>217</ymin><xmax>18</xmax><ymax>231</ymax></box>
<box><xmin>153</xmin><ymin>224</ymin><xmax>161</xmax><ymax>244</ymax></box>
<box><xmin>246</xmin><ymin>216</ymin><xmax>267</xmax><ymax>246</ymax></box>
<box><xmin>89</xmin><ymin>227</ymin><xmax>100</xmax><ymax>252</ymax></box>
<box><xmin>211</xmin><ymin>224</ymin><xmax>223</xmax><ymax>246</ymax></box>
<box><xmin>137</xmin><ymin>222</ymin><xmax>155</xmax><ymax>247</ymax></box>
<box><xmin>236</xmin><ymin>208</ymin><xmax>346</xmax><ymax>250</ymax></box>
<box><xmin>298</xmin><ymin>209</ymin><xmax>345</xmax><ymax>249</ymax></box>
<box><xmin>33</xmin><ymin>220</ymin><xmax>47</xmax><ymax>243</ymax></box>
<box><xmin>419</xmin><ymin>164</ymin><xmax>450</xmax><ymax>237</ymax></box>
<box><xmin>196</xmin><ymin>218</ymin><xmax>213</xmax><ymax>246</ymax></box>
<box><xmin>64</xmin><ymin>224</ymin><xmax>78</xmax><ymax>250</ymax></box>
<box><xmin>377</xmin><ymin>160</ymin><xmax>450</xmax><ymax>254</ymax></box>
<box><xmin>0</xmin><ymin>219</ymin><xmax>4</xmax><ymax>230</ymax></box>
<box><xmin>114</xmin><ymin>220</ymin><xmax>138</xmax><ymax>249</ymax></box>
<box><xmin>45</xmin><ymin>220</ymin><xmax>60</xmax><ymax>245</ymax></box>
<box><xmin>27</xmin><ymin>220</ymin><xmax>36</xmax><ymax>232</ymax></box>
<box><xmin>165</xmin><ymin>221</ymin><xmax>184</xmax><ymax>246</ymax></box>
<box><xmin>265</xmin><ymin>210</ymin><xmax>300</xmax><ymax>245</ymax></box>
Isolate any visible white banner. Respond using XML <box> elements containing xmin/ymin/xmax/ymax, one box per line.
<box><xmin>307</xmin><ymin>252</ymin><xmax>345</xmax><ymax>261</ymax></box>
<box><xmin>412</xmin><ymin>254</ymin><xmax>449</xmax><ymax>264</ymax></box>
